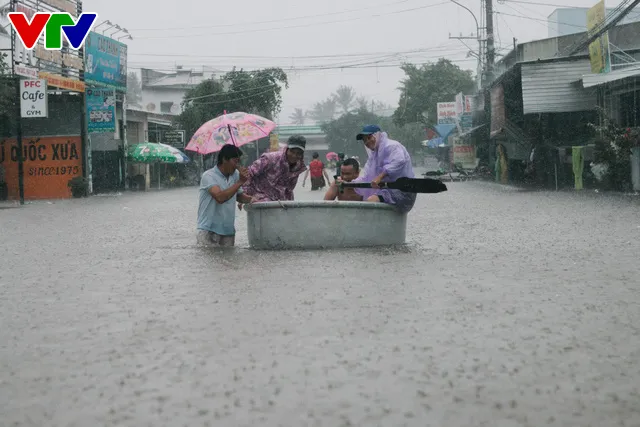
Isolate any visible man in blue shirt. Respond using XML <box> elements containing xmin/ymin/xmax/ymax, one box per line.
<box><xmin>197</xmin><ymin>144</ymin><xmax>253</xmax><ymax>246</ymax></box>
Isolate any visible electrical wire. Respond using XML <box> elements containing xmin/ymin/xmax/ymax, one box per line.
<box><xmin>131</xmin><ymin>2</ymin><xmax>451</xmax><ymax>39</ymax></box>
<box><xmin>126</xmin><ymin>44</ymin><xmax>462</xmax><ymax>61</ymax></box>
<box><xmin>130</xmin><ymin>0</ymin><xmax>420</xmax><ymax>31</ymax></box>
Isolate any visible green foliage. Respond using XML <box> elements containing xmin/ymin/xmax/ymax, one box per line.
<box><xmin>307</xmin><ymin>97</ymin><xmax>337</xmax><ymax>123</ymax></box>
<box><xmin>289</xmin><ymin>108</ymin><xmax>305</xmax><ymax>125</ymax></box>
<box><xmin>334</xmin><ymin>85</ymin><xmax>356</xmax><ymax>114</ymax></box>
<box><xmin>176</xmin><ymin>67</ymin><xmax>288</xmax><ymax>139</ymax></box>
<box><xmin>393</xmin><ymin>59</ymin><xmax>475</xmax><ymax>127</ymax></box>
<box><xmin>0</xmin><ymin>52</ymin><xmax>16</xmax><ymax>137</ymax></box>
<box><xmin>321</xmin><ymin>109</ymin><xmax>425</xmax><ymax>160</ymax></box>
<box><xmin>590</xmin><ymin>108</ymin><xmax>638</xmax><ymax>191</ymax></box>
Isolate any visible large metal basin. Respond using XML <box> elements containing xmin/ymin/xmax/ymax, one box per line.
<box><xmin>245</xmin><ymin>200</ymin><xmax>407</xmax><ymax>249</ymax></box>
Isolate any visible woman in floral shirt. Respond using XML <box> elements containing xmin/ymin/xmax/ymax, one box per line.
<box><xmin>242</xmin><ymin>135</ymin><xmax>307</xmax><ymax>202</ymax></box>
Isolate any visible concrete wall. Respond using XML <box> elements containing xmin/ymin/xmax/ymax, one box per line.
<box><xmin>11</xmin><ymin>95</ymin><xmax>82</xmax><ymax>137</ymax></box>
<box><xmin>140</xmin><ymin>88</ymin><xmax>185</xmax><ymax>116</ymax></box>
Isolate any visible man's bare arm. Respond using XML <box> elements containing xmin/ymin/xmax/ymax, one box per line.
<box><xmin>324</xmin><ymin>183</ymin><xmax>339</xmax><ymax>200</ymax></box>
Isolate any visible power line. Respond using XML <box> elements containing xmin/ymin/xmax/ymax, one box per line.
<box><xmin>126</xmin><ymin>44</ymin><xmax>462</xmax><ymax>61</ymax></box>
<box><xmin>130</xmin><ymin>0</ymin><xmax>418</xmax><ymax>31</ymax></box>
<box><xmin>495</xmin><ymin>10</ymin><xmax>586</xmax><ymax>28</ymax></box>
<box><xmin>126</xmin><ymin>49</ymin><xmax>471</xmax><ymax>70</ymax></box>
<box><xmin>500</xmin><ymin>0</ymin><xmax>580</xmax><ymax>7</ymax></box>
<box><xmin>131</xmin><ymin>2</ymin><xmax>451</xmax><ymax>39</ymax></box>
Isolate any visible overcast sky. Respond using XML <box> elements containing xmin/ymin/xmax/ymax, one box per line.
<box><xmin>83</xmin><ymin>0</ymin><xmax>630</xmax><ymax>123</ymax></box>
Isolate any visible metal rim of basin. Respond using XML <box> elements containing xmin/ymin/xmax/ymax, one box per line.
<box><xmin>244</xmin><ymin>200</ymin><xmax>399</xmax><ymax>211</ymax></box>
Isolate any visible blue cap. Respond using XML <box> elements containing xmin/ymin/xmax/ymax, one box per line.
<box><xmin>356</xmin><ymin>125</ymin><xmax>381</xmax><ymax>140</ymax></box>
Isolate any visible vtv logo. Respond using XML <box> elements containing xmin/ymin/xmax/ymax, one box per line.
<box><xmin>8</xmin><ymin>12</ymin><xmax>98</xmax><ymax>50</ymax></box>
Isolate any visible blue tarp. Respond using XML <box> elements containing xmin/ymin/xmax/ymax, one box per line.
<box><xmin>424</xmin><ymin>138</ymin><xmax>445</xmax><ymax>148</ymax></box>
<box><xmin>433</xmin><ymin>124</ymin><xmax>456</xmax><ymax>139</ymax></box>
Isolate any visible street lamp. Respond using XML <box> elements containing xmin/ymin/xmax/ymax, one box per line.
<box><xmin>110</xmin><ymin>24</ymin><xmax>123</xmax><ymax>37</ymax></box>
<box><xmin>94</xmin><ymin>19</ymin><xmax>112</xmax><ymax>31</ymax></box>
<box><xmin>118</xmin><ymin>34</ymin><xmax>132</xmax><ymax>41</ymax></box>
<box><xmin>450</xmin><ymin>0</ymin><xmax>483</xmax><ymax>89</ymax></box>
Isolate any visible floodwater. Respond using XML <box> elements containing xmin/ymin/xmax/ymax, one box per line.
<box><xmin>1</xmin><ymin>178</ymin><xmax>640</xmax><ymax>427</ymax></box>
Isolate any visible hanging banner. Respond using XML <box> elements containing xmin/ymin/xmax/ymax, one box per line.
<box><xmin>587</xmin><ymin>0</ymin><xmax>611</xmax><ymax>74</ymax></box>
<box><xmin>20</xmin><ymin>79</ymin><xmax>48</xmax><ymax>118</ymax></box>
<box><xmin>87</xmin><ymin>87</ymin><xmax>116</xmax><ymax>133</ymax></box>
<box><xmin>490</xmin><ymin>84</ymin><xmax>505</xmax><ymax>138</ymax></box>
<box><xmin>39</xmin><ymin>72</ymin><xmax>85</xmax><ymax>92</ymax></box>
<box><xmin>455</xmin><ymin>92</ymin><xmax>464</xmax><ymax>116</ymax></box>
<box><xmin>0</xmin><ymin>136</ymin><xmax>83</xmax><ymax>200</ymax></box>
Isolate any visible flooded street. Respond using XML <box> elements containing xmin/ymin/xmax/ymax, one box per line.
<box><xmin>1</xmin><ymin>180</ymin><xmax>640</xmax><ymax>427</ymax></box>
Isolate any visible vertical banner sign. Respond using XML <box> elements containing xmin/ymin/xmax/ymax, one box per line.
<box><xmin>87</xmin><ymin>88</ymin><xmax>116</xmax><ymax>133</ymax></box>
<box><xmin>437</xmin><ymin>102</ymin><xmax>457</xmax><ymax>124</ymax></box>
<box><xmin>0</xmin><ymin>136</ymin><xmax>83</xmax><ymax>200</ymax></box>
<box><xmin>464</xmin><ymin>95</ymin><xmax>475</xmax><ymax>113</ymax></box>
<box><xmin>490</xmin><ymin>84</ymin><xmax>506</xmax><ymax>138</ymax></box>
<box><xmin>84</xmin><ymin>32</ymin><xmax>128</xmax><ymax>91</ymax></box>
<box><xmin>587</xmin><ymin>0</ymin><xmax>611</xmax><ymax>74</ymax></box>
<box><xmin>269</xmin><ymin>133</ymin><xmax>279</xmax><ymax>152</ymax></box>
<box><xmin>20</xmin><ymin>79</ymin><xmax>48</xmax><ymax>118</ymax></box>
<box><xmin>455</xmin><ymin>92</ymin><xmax>464</xmax><ymax>116</ymax></box>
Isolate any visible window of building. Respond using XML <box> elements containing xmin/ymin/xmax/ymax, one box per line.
<box><xmin>160</xmin><ymin>102</ymin><xmax>173</xmax><ymax>113</ymax></box>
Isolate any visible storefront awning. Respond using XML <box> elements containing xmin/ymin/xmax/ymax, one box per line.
<box><xmin>582</xmin><ymin>66</ymin><xmax>640</xmax><ymax>88</ymax></box>
<box><xmin>147</xmin><ymin>117</ymin><xmax>173</xmax><ymax>127</ymax></box>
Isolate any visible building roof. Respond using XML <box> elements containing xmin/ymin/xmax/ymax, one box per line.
<box><xmin>582</xmin><ymin>65</ymin><xmax>640</xmax><ymax>88</ymax></box>
<box><xmin>141</xmin><ymin>67</ymin><xmax>217</xmax><ymax>89</ymax></box>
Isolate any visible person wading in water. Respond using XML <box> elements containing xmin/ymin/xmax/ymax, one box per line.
<box><xmin>302</xmin><ymin>152</ymin><xmax>330</xmax><ymax>191</ymax></box>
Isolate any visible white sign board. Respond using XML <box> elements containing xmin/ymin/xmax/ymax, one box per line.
<box><xmin>15</xmin><ymin>65</ymin><xmax>39</xmax><ymax>79</ymax></box>
<box><xmin>455</xmin><ymin>92</ymin><xmax>464</xmax><ymax>116</ymax></box>
<box><xmin>20</xmin><ymin>79</ymin><xmax>48</xmax><ymax>118</ymax></box>
<box><xmin>437</xmin><ymin>102</ymin><xmax>456</xmax><ymax>124</ymax></box>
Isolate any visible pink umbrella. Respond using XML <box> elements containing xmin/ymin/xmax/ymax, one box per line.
<box><xmin>185</xmin><ymin>111</ymin><xmax>277</xmax><ymax>154</ymax></box>
<box><xmin>326</xmin><ymin>152</ymin><xmax>338</xmax><ymax>161</ymax></box>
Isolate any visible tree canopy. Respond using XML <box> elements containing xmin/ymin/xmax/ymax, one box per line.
<box><xmin>0</xmin><ymin>53</ymin><xmax>15</xmax><ymax>137</ymax></box>
<box><xmin>176</xmin><ymin>67</ymin><xmax>288</xmax><ymax>139</ymax></box>
<box><xmin>393</xmin><ymin>58</ymin><xmax>475</xmax><ymax>127</ymax></box>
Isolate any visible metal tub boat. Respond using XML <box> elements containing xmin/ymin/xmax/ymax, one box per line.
<box><xmin>245</xmin><ymin>200</ymin><xmax>407</xmax><ymax>249</ymax></box>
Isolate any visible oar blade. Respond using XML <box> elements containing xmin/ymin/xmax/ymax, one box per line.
<box><xmin>387</xmin><ymin>177</ymin><xmax>448</xmax><ymax>193</ymax></box>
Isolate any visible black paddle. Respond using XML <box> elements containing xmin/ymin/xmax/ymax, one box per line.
<box><xmin>339</xmin><ymin>177</ymin><xmax>447</xmax><ymax>194</ymax></box>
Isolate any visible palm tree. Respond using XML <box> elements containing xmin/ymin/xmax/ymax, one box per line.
<box><xmin>307</xmin><ymin>98</ymin><xmax>337</xmax><ymax>124</ymax></box>
<box><xmin>288</xmin><ymin>108</ymin><xmax>305</xmax><ymax>125</ymax></box>
<box><xmin>334</xmin><ymin>85</ymin><xmax>356</xmax><ymax>114</ymax></box>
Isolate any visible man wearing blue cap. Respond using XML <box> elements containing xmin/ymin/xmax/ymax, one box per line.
<box><xmin>350</xmin><ymin>124</ymin><xmax>417</xmax><ymax>213</ymax></box>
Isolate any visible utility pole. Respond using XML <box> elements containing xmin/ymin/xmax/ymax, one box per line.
<box><xmin>449</xmin><ymin>0</ymin><xmax>484</xmax><ymax>90</ymax></box>
<box><xmin>485</xmin><ymin>0</ymin><xmax>495</xmax><ymax>82</ymax></box>
<box><xmin>9</xmin><ymin>0</ymin><xmax>24</xmax><ymax>205</ymax></box>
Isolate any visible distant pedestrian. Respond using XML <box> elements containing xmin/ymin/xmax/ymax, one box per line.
<box><xmin>302</xmin><ymin>152</ymin><xmax>331</xmax><ymax>190</ymax></box>
<box><xmin>196</xmin><ymin>144</ymin><xmax>253</xmax><ymax>247</ymax></box>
